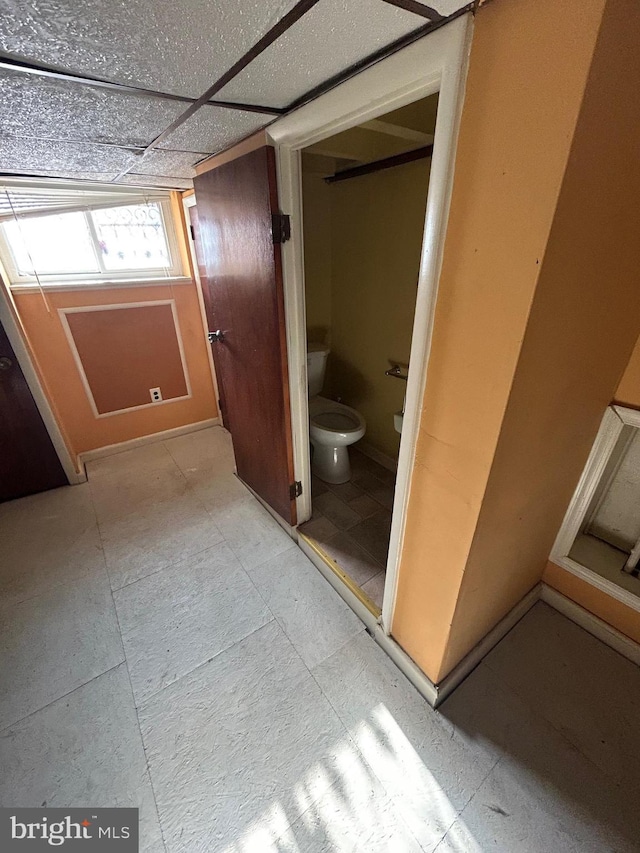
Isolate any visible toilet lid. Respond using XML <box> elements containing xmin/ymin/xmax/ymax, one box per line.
<box><xmin>312</xmin><ymin>410</ymin><xmax>358</xmax><ymax>431</ymax></box>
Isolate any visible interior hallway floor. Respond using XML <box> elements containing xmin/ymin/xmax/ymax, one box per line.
<box><xmin>1</xmin><ymin>425</ymin><xmax>639</xmax><ymax>852</ymax></box>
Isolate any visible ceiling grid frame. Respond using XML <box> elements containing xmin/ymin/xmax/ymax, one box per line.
<box><xmin>0</xmin><ymin>0</ymin><xmax>472</xmax><ymax>187</ymax></box>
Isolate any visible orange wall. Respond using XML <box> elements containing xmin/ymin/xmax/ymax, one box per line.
<box><xmin>14</xmin><ymin>281</ymin><xmax>218</xmax><ymax>460</ymax></box>
<box><xmin>615</xmin><ymin>335</ymin><xmax>640</xmax><ymax>408</ymax></box>
<box><xmin>440</xmin><ymin>0</ymin><xmax>640</xmax><ymax>677</ymax></box>
<box><xmin>65</xmin><ymin>303</ymin><xmax>188</xmax><ymax>414</ymax></box>
<box><xmin>544</xmin><ymin>561</ymin><xmax>640</xmax><ymax>645</ymax></box>
<box><xmin>392</xmin><ymin>0</ymin><xmax>609</xmax><ymax>682</ymax></box>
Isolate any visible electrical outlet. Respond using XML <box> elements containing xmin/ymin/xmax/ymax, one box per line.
<box><xmin>150</xmin><ymin>387</ymin><xmax>162</xmax><ymax>403</ymax></box>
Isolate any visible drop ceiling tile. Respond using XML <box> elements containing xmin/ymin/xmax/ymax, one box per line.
<box><xmin>132</xmin><ymin>150</ymin><xmax>202</xmax><ymax>179</ymax></box>
<box><xmin>0</xmin><ymin>137</ymin><xmax>135</xmax><ymax>177</ymax></box>
<box><xmin>427</xmin><ymin>1</ymin><xmax>470</xmax><ymax>15</ymax></box>
<box><xmin>0</xmin><ymin>69</ymin><xmax>186</xmax><ymax>148</ymax></box>
<box><xmin>158</xmin><ymin>105</ymin><xmax>275</xmax><ymax>154</ymax></box>
<box><xmin>1</xmin><ymin>0</ymin><xmax>300</xmax><ymax>99</ymax></box>
<box><xmin>119</xmin><ymin>174</ymin><xmax>194</xmax><ymax>190</ymax></box>
<box><xmin>217</xmin><ymin>0</ymin><xmax>426</xmax><ymax>109</ymax></box>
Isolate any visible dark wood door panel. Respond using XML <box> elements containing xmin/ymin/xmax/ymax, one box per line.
<box><xmin>193</xmin><ymin>146</ymin><xmax>296</xmax><ymax>524</ymax></box>
<box><xmin>0</xmin><ymin>319</ymin><xmax>67</xmax><ymax>502</ymax></box>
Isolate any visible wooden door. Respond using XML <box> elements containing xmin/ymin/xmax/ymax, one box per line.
<box><xmin>0</xmin><ymin>319</ymin><xmax>67</xmax><ymax>502</ymax></box>
<box><xmin>193</xmin><ymin>146</ymin><xmax>297</xmax><ymax>524</ymax></box>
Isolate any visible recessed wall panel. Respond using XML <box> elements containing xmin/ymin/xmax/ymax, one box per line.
<box><xmin>63</xmin><ymin>303</ymin><xmax>189</xmax><ymax>415</ymax></box>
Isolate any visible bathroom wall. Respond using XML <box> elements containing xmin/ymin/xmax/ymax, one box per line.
<box><xmin>302</xmin><ymin>151</ymin><xmax>431</xmax><ymax>460</ymax></box>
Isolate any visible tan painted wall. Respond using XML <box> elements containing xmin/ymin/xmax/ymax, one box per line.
<box><xmin>615</xmin><ymin>336</ymin><xmax>640</xmax><ymax>408</ymax></box>
<box><xmin>14</xmin><ymin>281</ymin><xmax>218</xmax><ymax>460</ymax></box>
<box><xmin>302</xmin><ymin>155</ymin><xmax>430</xmax><ymax>459</ymax></box>
<box><xmin>302</xmin><ymin>163</ymin><xmax>333</xmax><ymax>344</ymax></box>
<box><xmin>392</xmin><ymin>0</ymin><xmax>621</xmax><ymax>682</ymax></box>
<box><xmin>328</xmin><ymin>160</ymin><xmax>429</xmax><ymax>459</ymax></box>
<box><xmin>544</xmin><ymin>561</ymin><xmax>640</xmax><ymax>645</ymax></box>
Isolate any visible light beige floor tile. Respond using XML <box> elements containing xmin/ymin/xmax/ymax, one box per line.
<box><xmin>90</xmin><ymin>465</ymin><xmax>191</xmax><ymax>525</ymax></box>
<box><xmin>100</xmin><ymin>493</ymin><xmax>224</xmax><ymax>590</ymax></box>
<box><xmin>312</xmin><ymin>632</ymin><xmax>496</xmax><ymax>851</ymax></box>
<box><xmin>164</xmin><ymin>426</ymin><xmax>235</xmax><ymax>475</ymax></box>
<box><xmin>210</xmin><ymin>495</ymin><xmax>294</xmax><ymax>571</ymax></box>
<box><xmin>114</xmin><ymin>543</ymin><xmax>272</xmax><ymax>705</ymax></box>
<box><xmin>440</xmin><ymin>662</ymin><xmax>640</xmax><ymax>853</ymax></box>
<box><xmin>482</xmin><ymin>602</ymin><xmax>640</xmax><ymax>792</ymax></box>
<box><xmin>0</xmin><ymin>570</ymin><xmax>124</xmax><ymax>730</ymax></box>
<box><xmin>139</xmin><ymin>622</ymin><xmax>349</xmax><ymax>853</ymax></box>
<box><xmin>0</xmin><ymin>483</ymin><xmax>104</xmax><ymax>605</ymax></box>
<box><xmin>86</xmin><ymin>441</ymin><xmax>177</xmax><ymax>481</ymax></box>
<box><xmin>185</xmin><ymin>467</ymin><xmax>250</xmax><ymax>514</ymax></box>
<box><xmin>247</xmin><ymin>546</ymin><xmax>363</xmax><ymax>669</ymax></box>
<box><xmin>0</xmin><ymin>665</ymin><xmax>165</xmax><ymax>853</ymax></box>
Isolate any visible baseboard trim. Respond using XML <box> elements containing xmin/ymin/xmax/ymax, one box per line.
<box><xmin>541</xmin><ymin>584</ymin><xmax>640</xmax><ymax>667</ymax></box>
<box><xmin>296</xmin><ymin>531</ymin><xmax>439</xmax><ymax>705</ymax></box>
<box><xmin>78</xmin><ymin>418</ymin><xmax>220</xmax><ymax>469</ymax></box>
<box><xmin>356</xmin><ymin>441</ymin><xmax>398</xmax><ymax>473</ymax></box>
<box><xmin>435</xmin><ymin>583</ymin><xmax>542</xmax><ymax>706</ymax></box>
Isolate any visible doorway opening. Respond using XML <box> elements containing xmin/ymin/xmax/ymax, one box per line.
<box><xmin>296</xmin><ymin>94</ymin><xmax>438</xmax><ymax>615</ymax></box>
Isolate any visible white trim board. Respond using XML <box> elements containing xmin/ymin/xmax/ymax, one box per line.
<box><xmin>78</xmin><ymin>417</ymin><xmax>219</xmax><ymax>467</ymax></box>
<box><xmin>550</xmin><ymin>404</ymin><xmax>640</xmax><ymax>613</ymax></box>
<box><xmin>58</xmin><ymin>299</ymin><xmax>193</xmax><ymax>419</ymax></box>
<box><xmin>0</xmin><ymin>284</ymin><xmax>82</xmax><ymax>483</ymax></box>
<box><xmin>268</xmin><ymin>13</ymin><xmax>474</xmax><ymax>638</ymax></box>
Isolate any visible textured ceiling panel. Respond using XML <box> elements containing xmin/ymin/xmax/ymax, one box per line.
<box><xmin>158</xmin><ymin>105</ymin><xmax>275</xmax><ymax>154</ymax></box>
<box><xmin>0</xmin><ymin>69</ymin><xmax>186</xmax><ymax>148</ymax></box>
<box><xmin>217</xmin><ymin>0</ymin><xmax>425</xmax><ymax>109</ymax></box>
<box><xmin>0</xmin><ymin>137</ymin><xmax>135</xmax><ymax>176</ymax></box>
<box><xmin>0</xmin><ymin>0</ymin><xmax>299</xmax><ymax>98</ymax></box>
<box><xmin>427</xmin><ymin>1</ymin><xmax>470</xmax><ymax>15</ymax></box>
<box><xmin>119</xmin><ymin>174</ymin><xmax>194</xmax><ymax>190</ymax></box>
<box><xmin>132</xmin><ymin>149</ymin><xmax>202</xmax><ymax>179</ymax></box>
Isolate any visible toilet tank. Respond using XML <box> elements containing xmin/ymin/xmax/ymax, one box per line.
<box><xmin>307</xmin><ymin>344</ymin><xmax>329</xmax><ymax>397</ymax></box>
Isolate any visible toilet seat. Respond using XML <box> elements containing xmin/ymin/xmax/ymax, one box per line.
<box><xmin>309</xmin><ymin>396</ymin><xmax>365</xmax><ymax>439</ymax></box>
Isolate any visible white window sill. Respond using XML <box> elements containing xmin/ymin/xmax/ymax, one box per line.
<box><xmin>9</xmin><ymin>276</ymin><xmax>193</xmax><ymax>294</ymax></box>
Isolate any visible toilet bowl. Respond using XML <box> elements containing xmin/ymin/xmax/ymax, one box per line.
<box><xmin>309</xmin><ymin>395</ymin><xmax>366</xmax><ymax>483</ymax></box>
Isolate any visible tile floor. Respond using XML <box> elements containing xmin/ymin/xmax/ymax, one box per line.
<box><xmin>300</xmin><ymin>448</ymin><xmax>396</xmax><ymax>609</ymax></box>
<box><xmin>1</xmin><ymin>425</ymin><xmax>639</xmax><ymax>852</ymax></box>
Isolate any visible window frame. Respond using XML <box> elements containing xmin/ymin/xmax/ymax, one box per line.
<box><xmin>0</xmin><ymin>197</ymin><xmax>184</xmax><ymax>287</ymax></box>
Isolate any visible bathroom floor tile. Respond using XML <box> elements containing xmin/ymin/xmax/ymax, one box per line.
<box><xmin>0</xmin><ymin>665</ymin><xmax>164</xmax><ymax>853</ymax></box>
<box><xmin>321</xmin><ymin>531</ymin><xmax>383</xmax><ymax>588</ymax></box>
<box><xmin>114</xmin><ymin>542</ymin><xmax>272</xmax><ymax>705</ymax></box>
<box><xmin>298</xmin><ymin>513</ymin><xmax>339</xmax><ymax>542</ymax></box>
<box><xmin>348</xmin><ymin>492</ymin><xmax>382</xmax><ymax>518</ymax></box>
<box><xmin>0</xmin><ymin>570</ymin><xmax>124</xmax><ymax>730</ymax></box>
<box><xmin>361</xmin><ymin>570</ymin><xmax>386</xmax><ymax>609</ymax></box>
<box><xmin>313</xmin><ymin>490</ymin><xmax>361</xmax><ymax>530</ymax></box>
<box><xmin>348</xmin><ymin>509</ymin><xmax>392</xmax><ymax>565</ymax></box>
<box><xmin>325</xmin><ymin>479</ymin><xmax>363</xmax><ymax>502</ymax></box>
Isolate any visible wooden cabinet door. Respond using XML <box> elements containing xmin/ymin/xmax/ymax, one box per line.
<box><xmin>193</xmin><ymin>146</ymin><xmax>297</xmax><ymax>524</ymax></box>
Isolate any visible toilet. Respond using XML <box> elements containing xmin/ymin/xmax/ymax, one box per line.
<box><xmin>307</xmin><ymin>344</ymin><xmax>366</xmax><ymax>484</ymax></box>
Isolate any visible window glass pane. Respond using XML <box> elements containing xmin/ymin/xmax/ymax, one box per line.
<box><xmin>3</xmin><ymin>211</ymin><xmax>99</xmax><ymax>275</ymax></box>
<box><xmin>91</xmin><ymin>203</ymin><xmax>170</xmax><ymax>271</ymax></box>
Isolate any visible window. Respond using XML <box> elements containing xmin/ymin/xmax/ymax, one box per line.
<box><xmin>0</xmin><ymin>189</ymin><xmax>183</xmax><ymax>286</ymax></box>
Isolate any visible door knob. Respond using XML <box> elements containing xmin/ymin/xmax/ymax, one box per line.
<box><xmin>208</xmin><ymin>330</ymin><xmax>225</xmax><ymax>343</ymax></box>
<box><xmin>0</xmin><ymin>356</ymin><xmax>12</xmax><ymax>371</ymax></box>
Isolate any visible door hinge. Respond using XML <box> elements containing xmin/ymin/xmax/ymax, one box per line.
<box><xmin>272</xmin><ymin>213</ymin><xmax>291</xmax><ymax>244</ymax></box>
<box><xmin>290</xmin><ymin>480</ymin><xmax>302</xmax><ymax>500</ymax></box>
